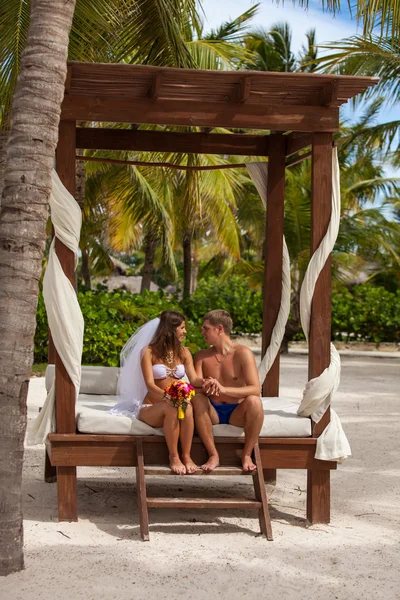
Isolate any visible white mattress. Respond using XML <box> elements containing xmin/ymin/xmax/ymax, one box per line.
<box><xmin>76</xmin><ymin>395</ymin><xmax>311</xmax><ymax>438</ymax></box>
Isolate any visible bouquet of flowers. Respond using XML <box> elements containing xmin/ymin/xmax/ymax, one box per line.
<box><xmin>164</xmin><ymin>380</ymin><xmax>195</xmax><ymax>419</ymax></box>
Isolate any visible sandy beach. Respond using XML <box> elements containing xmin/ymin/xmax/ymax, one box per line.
<box><xmin>1</xmin><ymin>354</ymin><xmax>399</xmax><ymax>600</ymax></box>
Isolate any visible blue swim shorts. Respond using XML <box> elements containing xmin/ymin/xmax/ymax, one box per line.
<box><xmin>209</xmin><ymin>398</ymin><xmax>239</xmax><ymax>425</ymax></box>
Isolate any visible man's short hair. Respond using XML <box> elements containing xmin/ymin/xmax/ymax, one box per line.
<box><xmin>203</xmin><ymin>310</ymin><xmax>233</xmax><ymax>335</ymax></box>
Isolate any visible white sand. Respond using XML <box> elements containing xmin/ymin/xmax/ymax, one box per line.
<box><xmin>1</xmin><ymin>355</ymin><xmax>400</xmax><ymax>599</ymax></box>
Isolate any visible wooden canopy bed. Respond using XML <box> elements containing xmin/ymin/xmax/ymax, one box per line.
<box><xmin>42</xmin><ymin>62</ymin><xmax>377</xmax><ymax>539</ymax></box>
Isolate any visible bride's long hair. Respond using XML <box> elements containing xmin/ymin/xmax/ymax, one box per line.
<box><xmin>150</xmin><ymin>310</ymin><xmax>186</xmax><ymax>364</ymax></box>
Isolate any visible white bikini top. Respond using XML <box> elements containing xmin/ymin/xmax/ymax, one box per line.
<box><xmin>152</xmin><ymin>363</ymin><xmax>186</xmax><ymax>380</ymax></box>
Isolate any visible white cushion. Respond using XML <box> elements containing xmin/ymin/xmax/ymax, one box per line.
<box><xmin>75</xmin><ymin>395</ymin><xmax>311</xmax><ymax>438</ymax></box>
<box><xmin>45</xmin><ymin>365</ymin><xmax>119</xmax><ymax>395</ymax></box>
<box><xmin>76</xmin><ymin>394</ymin><xmax>164</xmax><ymax>436</ymax></box>
<box><xmin>213</xmin><ymin>397</ymin><xmax>311</xmax><ymax>437</ymax></box>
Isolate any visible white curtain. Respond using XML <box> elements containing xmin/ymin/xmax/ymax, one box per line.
<box><xmin>247</xmin><ymin>151</ymin><xmax>351</xmax><ymax>463</ymax></box>
<box><xmin>28</xmin><ymin>170</ymin><xmax>84</xmax><ymax>445</ymax></box>
<box><xmin>245</xmin><ymin>162</ymin><xmax>291</xmax><ymax>383</ymax></box>
<box><xmin>297</xmin><ymin>148</ymin><xmax>351</xmax><ymax>462</ymax></box>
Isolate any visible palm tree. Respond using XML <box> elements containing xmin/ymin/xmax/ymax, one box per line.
<box><xmin>0</xmin><ymin>0</ymin><xmax>199</xmax><ymax>576</ymax></box>
<box><xmin>85</xmin><ymin>143</ymin><xmax>246</xmax><ymax>297</ymax></box>
<box><xmin>77</xmin><ymin>8</ymin><xmax>256</xmax><ymax>295</ymax></box>
<box><xmin>165</xmin><ymin>150</ymin><xmax>245</xmax><ymax>298</ymax></box>
<box><xmin>0</xmin><ymin>0</ymin><xmax>78</xmax><ymax>577</ymax></box>
<box><xmin>298</xmin><ymin>29</ymin><xmax>318</xmax><ymax>72</ymax></box>
<box><xmin>87</xmin><ymin>153</ymin><xmax>177</xmax><ymax>291</ymax></box>
<box><xmin>243</xmin><ymin>22</ymin><xmax>296</xmax><ymax>72</ymax></box>
<box><xmin>161</xmin><ymin>7</ymin><xmax>255</xmax><ymax>297</ymax></box>
<box><xmin>242</xmin><ymin>23</ymin><xmax>317</xmax><ymax>73</ymax></box>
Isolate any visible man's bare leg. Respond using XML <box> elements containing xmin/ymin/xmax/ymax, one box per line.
<box><xmin>192</xmin><ymin>393</ymin><xmax>220</xmax><ymax>471</ymax></box>
<box><xmin>179</xmin><ymin>404</ymin><xmax>198</xmax><ymax>474</ymax></box>
<box><xmin>229</xmin><ymin>395</ymin><xmax>264</xmax><ymax>471</ymax></box>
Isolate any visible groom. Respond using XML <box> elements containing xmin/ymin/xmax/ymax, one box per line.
<box><xmin>193</xmin><ymin>310</ymin><xmax>264</xmax><ymax>472</ymax></box>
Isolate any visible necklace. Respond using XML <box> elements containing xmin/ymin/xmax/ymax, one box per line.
<box><xmin>165</xmin><ymin>349</ymin><xmax>174</xmax><ymax>368</ymax></box>
<box><xmin>213</xmin><ymin>344</ymin><xmax>234</xmax><ymax>364</ymax></box>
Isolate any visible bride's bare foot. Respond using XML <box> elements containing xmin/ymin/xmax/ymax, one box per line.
<box><xmin>169</xmin><ymin>455</ymin><xmax>186</xmax><ymax>475</ymax></box>
<box><xmin>242</xmin><ymin>454</ymin><xmax>257</xmax><ymax>472</ymax></box>
<box><xmin>201</xmin><ymin>454</ymin><xmax>220</xmax><ymax>472</ymax></box>
<box><xmin>182</xmin><ymin>455</ymin><xmax>198</xmax><ymax>474</ymax></box>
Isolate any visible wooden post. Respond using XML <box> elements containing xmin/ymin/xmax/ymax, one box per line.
<box><xmin>262</xmin><ymin>134</ymin><xmax>286</xmax><ymax>485</ymax></box>
<box><xmin>55</xmin><ymin>120</ymin><xmax>78</xmax><ymax>521</ymax></box>
<box><xmin>262</xmin><ymin>134</ymin><xmax>286</xmax><ymax>396</ymax></box>
<box><xmin>44</xmin><ymin>448</ymin><xmax>57</xmax><ymax>483</ymax></box>
<box><xmin>48</xmin><ymin>331</ymin><xmax>56</xmax><ymax>364</ymax></box>
<box><xmin>136</xmin><ymin>439</ymin><xmax>150</xmax><ymax>541</ymax></box>
<box><xmin>46</xmin><ymin>224</ymin><xmax>56</xmax><ymax>480</ymax></box>
<box><xmin>307</xmin><ymin>132</ymin><xmax>333</xmax><ymax>524</ymax></box>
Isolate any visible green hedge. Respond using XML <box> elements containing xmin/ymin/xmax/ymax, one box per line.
<box><xmin>34</xmin><ymin>282</ymin><xmax>400</xmax><ymax>365</ymax></box>
<box><xmin>34</xmin><ymin>289</ymin><xmax>205</xmax><ymax>366</ymax></box>
<box><xmin>183</xmin><ymin>276</ymin><xmax>263</xmax><ymax>334</ymax></box>
<box><xmin>332</xmin><ymin>285</ymin><xmax>400</xmax><ymax>343</ymax></box>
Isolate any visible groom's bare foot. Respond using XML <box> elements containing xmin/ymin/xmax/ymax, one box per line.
<box><xmin>242</xmin><ymin>454</ymin><xmax>257</xmax><ymax>472</ymax></box>
<box><xmin>169</xmin><ymin>455</ymin><xmax>186</xmax><ymax>475</ymax></box>
<box><xmin>201</xmin><ymin>454</ymin><xmax>220</xmax><ymax>472</ymax></box>
<box><xmin>182</xmin><ymin>455</ymin><xmax>198</xmax><ymax>474</ymax></box>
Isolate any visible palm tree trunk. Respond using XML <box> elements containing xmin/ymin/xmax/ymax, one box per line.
<box><xmin>282</xmin><ymin>286</ymin><xmax>302</xmax><ymax>353</ymax></box>
<box><xmin>191</xmin><ymin>253</ymin><xmax>199</xmax><ymax>294</ymax></box>
<box><xmin>76</xmin><ymin>152</ymin><xmax>85</xmax><ymax>210</ymax></box>
<box><xmin>0</xmin><ymin>131</ymin><xmax>8</xmax><ymax>207</ymax></box>
<box><xmin>183</xmin><ymin>230</ymin><xmax>192</xmax><ymax>300</ymax></box>
<box><xmin>140</xmin><ymin>232</ymin><xmax>157</xmax><ymax>294</ymax></box>
<box><xmin>0</xmin><ymin>0</ymin><xmax>76</xmax><ymax>576</ymax></box>
<box><xmin>75</xmin><ymin>152</ymin><xmax>85</xmax><ymax>290</ymax></box>
<box><xmin>81</xmin><ymin>248</ymin><xmax>91</xmax><ymax>289</ymax></box>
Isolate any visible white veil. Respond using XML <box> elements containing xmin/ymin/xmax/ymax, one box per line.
<box><xmin>110</xmin><ymin>317</ymin><xmax>160</xmax><ymax>417</ymax></box>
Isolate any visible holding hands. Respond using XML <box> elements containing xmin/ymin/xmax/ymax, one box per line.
<box><xmin>202</xmin><ymin>377</ymin><xmax>225</xmax><ymax>397</ymax></box>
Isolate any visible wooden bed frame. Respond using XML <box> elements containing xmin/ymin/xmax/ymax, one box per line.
<box><xmin>45</xmin><ymin>62</ymin><xmax>376</xmax><ymax>531</ymax></box>
<box><xmin>45</xmin><ymin>433</ymin><xmax>336</xmax><ymax>526</ymax></box>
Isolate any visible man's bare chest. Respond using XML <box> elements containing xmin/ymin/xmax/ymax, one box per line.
<box><xmin>202</xmin><ymin>353</ymin><xmax>242</xmax><ymax>384</ymax></box>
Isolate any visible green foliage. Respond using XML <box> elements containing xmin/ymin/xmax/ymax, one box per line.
<box><xmin>183</xmin><ymin>276</ymin><xmax>263</xmax><ymax>334</ymax></box>
<box><xmin>332</xmin><ymin>284</ymin><xmax>400</xmax><ymax>343</ymax></box>
<box><xmin>34</xmin><ymin>293</ymin><xmax>50</xmax><ymax>364</ymax></box>
<box><xmin>34</xmin><ymin>283</ymin><xmax>400</xmax><ymax>367</ymax></box>
<box><xmin>34</xmin><ymin>289</ymin><xmax>205</xmax><ymax>367</ymax></box>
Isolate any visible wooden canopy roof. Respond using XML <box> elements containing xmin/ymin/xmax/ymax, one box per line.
<box><xmin>61</xmin><ymin>62</ymin><xmax>378</xmax><ymax>134</ymax></box>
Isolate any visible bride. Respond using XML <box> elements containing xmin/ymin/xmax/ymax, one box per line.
<box><xmin>111</xmin><ymin>310</ymin><xmax>206</xmax><ymax>475</ymax></box>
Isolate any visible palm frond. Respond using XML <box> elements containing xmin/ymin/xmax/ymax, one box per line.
<box><xmin>298</xmin><ymin>28</ymin><xmax>318</xmax><ymax>72</ymax></box>
<box><xmin>114</xmin><ymin>0</ymin><xmax>197</xmax><ymax>67</ymax></box>
<box><xmin>186</xmin><ymin>39</ymin><xmax>252</xmax><ymax>69</ymax></box>
<box><xmin>205</xmin><ymin>5</ymin><xmax>259</xmax><ymax>42</ymax></box>
<box><xmin>0</xmin><ymin>0</ymin><xmax>31</xmax><ymax>129</ymax></box>
<box><xmin>219</xmin><ymin>259</ymin><xmax>264</xmax><ymax>287</ymax></box>
<box><xmin>243</xmin><ymin>22</ymin><xmax>296</xmax><ymax>72</ymax></box>
<box><xmin>289</xmin><ymin>0</ymin><xmax>399</xmax><ymax>38</ymax></box>
<box><xmin>317</xmin><ymin>35</ymin><xmax>400</xmax><ymax>104</ymax></box>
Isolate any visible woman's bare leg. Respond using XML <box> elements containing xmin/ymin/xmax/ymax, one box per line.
<box><xmin>139</xmin><ymin>403</ymin><xmax>185</xmax><ymax>474</ymax></box>
<box><xmin>179</xmin><ymin>404</ymin><xmax>197</xmax><ymax>474</ymax></box>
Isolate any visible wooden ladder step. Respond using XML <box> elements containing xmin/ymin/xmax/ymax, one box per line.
<box><xmin>143</xmin><ymin>466</ymin><xmax>254</xmax><ymax>476</ymax></box>
<box><xmin>136</xmin><ymin>440</ymin><xmax>272</xmax><ymax>541</ymax></box>
<box><xmin>146</xmin><ymin>497</ymin><xmax>262</xmax><ymax>509</ymax></box>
